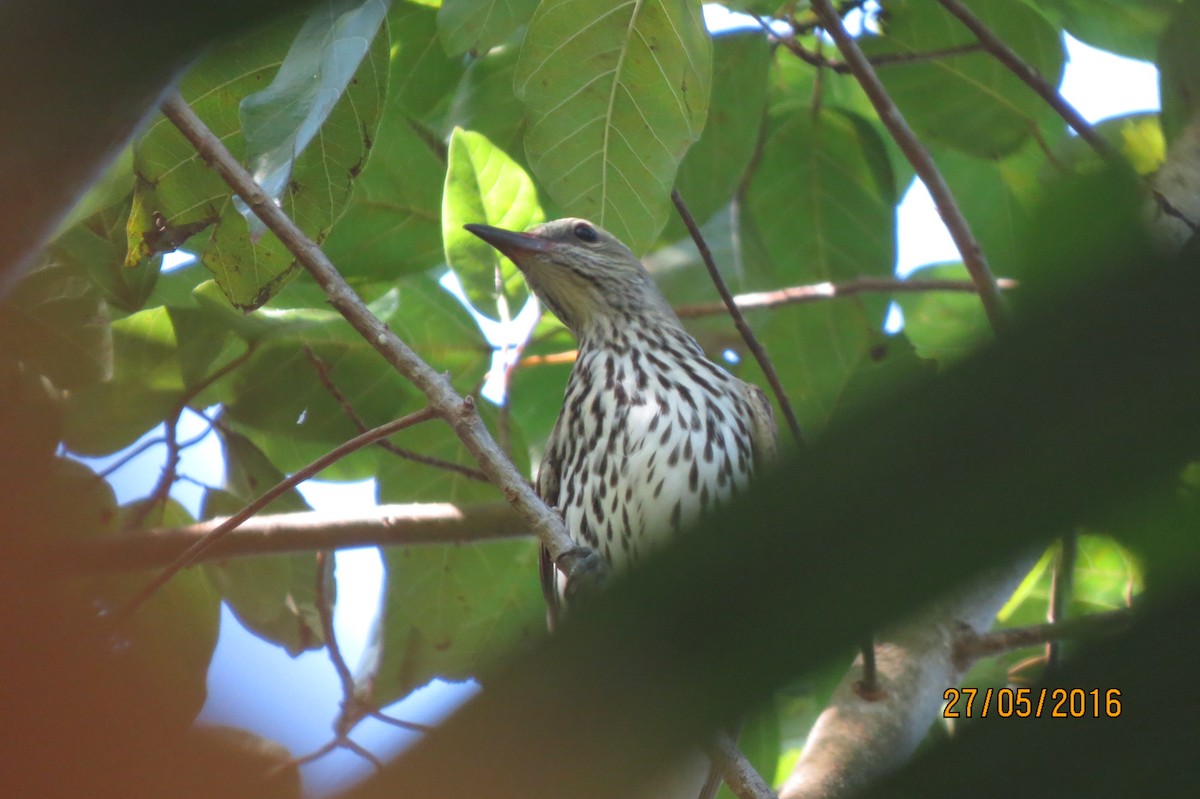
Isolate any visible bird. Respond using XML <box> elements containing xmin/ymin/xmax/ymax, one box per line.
<box><xmin>466</xmin><ymin>217</ymin><xmax>778</xmax><ymax>799</ymax></box>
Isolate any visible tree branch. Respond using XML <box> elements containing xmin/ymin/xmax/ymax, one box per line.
<box><xmin>303</xmin><ymin>346</ymin><xmax>489</xmax><ymax>483</ymax></box>
<box><xmin>707</xmin><ymin>731</ymin><xmax>778</xmax><ymax>799</ymax></box>
<box><xmin>780</xmin><ymin>558</ymin><xmax>1037</xmax><ymax>799</ymax></box>
<box><xmin>809</xmin><ymin>0</ymin><xmax>1007</xmax><ymax>335</ymax></box>
<box><xmin>753</xmin><ymin>13</ymin><xmax>983</xmax><ymax>75</ymax></box>
<box><xmin>110</xmin><ymin>406</ymin><xmax>438</xmax><ymax>622</ymax></box>
<box><xmin>953</xmin><ymin>608</ymin><xmax>1131</xmax><ymax>668</ymax></box>
<box><xmin>933</xmin><ymin>0</ymin><xmax>1117</xmax><ymax>162</ymax></box>
<box><xmin>158</xmin><ymin>92</ymin><xmax>587</xmax><ymax>582</ymax></box>
<box><xmin>674</xmin><ymin>277</ymin><xmax>1016</xmax><ymax>319</ymax></box>
<box><xmin>671</xmin><ymin>189</ymin><xmax>805</xmax><ymax>447</ymax></box>
<box><xmin>61</xmin><ymin>502</ymin><xmax>529</xmax><ymax>572</ymax></box>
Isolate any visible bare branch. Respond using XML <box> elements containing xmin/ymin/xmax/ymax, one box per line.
<box><xmin>303</xmin><ymin>346</ymin><xmax>489</xmax><ymax>483</ymax></box>
<box><xmin>934</xmin><ymin>0</ymin><xmax>1118</xmax><ymax>162</ymax></box>
<box><xmin>707</xmin><ymin>731</ymin><xmax>778</xmax><ymax>799</ymax></box>
<box><xmin>671</xmin><ymin>189</ymin><xmax>806</xmax><ymax>447</ymax></box>
<box><xmin>315</xmin><ymin>551</ymin><xmax>432</xmax><ymax>736</ymax></box>
<box><xmin>953</xmin><ymin>609</ymin><xmax>1132</xmax><ymax>669</ymax></box>
<box><xmin>158</xmin><ymin>93</ymin><xmax>584</xmax><ymax>581</ymax></box>
<box><xmin>809</xmin><ymin>0</ymin><xmax>1007</xmax><ymax>335</ymax></box>
<box><xmin>675</xmin><ymin>277</ymin><xmax>1016</xmax><ymax>319</ymax></box>
<box><xmin>124</xmin><ymin>347</ymin><xmax>253</xmax><ymax>529</ymax></box>
<box><xmin>57</xmin><ymin>502</ymin><xmax>529</xmax><ymax>572</ymax></box>
<box><xmin>111</xmin><ymin>407</ymin><xmax>438</xmax><ymax>622</ymax></box>
<box><xmin>753</xmin><ymin>13</ymin><xmax>983</xmax><ymax>74</ymax></box>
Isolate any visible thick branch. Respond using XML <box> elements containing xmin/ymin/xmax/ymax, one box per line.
<box><xmin>675</xmin><ymin>277</ymin><xmax>1017</xmax><ymax>319</ymax></box>
<box><xmin>809</xmin><ymin>0</ymin><xmax>1007</xmax><ymax>335</ymax></box>
<box><xmin>934</xmin><ymin>0</ymin><xmax>1117</xmax><ymax>162</ymax></box>
<box><xmin>780</xmin><ymin>558</ymin><xmax>1037</xmax><ymax>799</ymax></box>
<box><xmin>59</xmin><ymin>503</ymin><xmax>528</xmax><ymax>572</ymax></box>
<box><xmin>158</xmin><ymin>93</ymin><xmax>580</xmax><ymax>571</ymax></box>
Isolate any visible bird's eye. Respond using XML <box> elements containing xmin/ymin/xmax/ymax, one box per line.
<box><xmin>573</xmin><ymin>223</ymin><xmax>599</xmax><ymax>243</ymax></box>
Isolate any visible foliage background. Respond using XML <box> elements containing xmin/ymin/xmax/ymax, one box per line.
<box><xmin>2</xmin><ymin>1</ymin><xmax>1198</xmax><ymax>797</ymax></box>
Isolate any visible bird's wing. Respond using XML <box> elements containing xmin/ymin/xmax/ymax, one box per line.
<box><xmin>742</xmin><ymin>382</ymin><xmax>780</xmax><ymax>469</ymax></box>
<box><xmin>536</xmin><ymin>417</ymin><xmax>567</xmax><ymax>627</ymax></box>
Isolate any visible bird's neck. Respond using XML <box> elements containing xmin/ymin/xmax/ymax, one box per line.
<box><xmin>575</xmin><ymin>315</ymin><xmax>704</xmax><ymax>361</ymax></box>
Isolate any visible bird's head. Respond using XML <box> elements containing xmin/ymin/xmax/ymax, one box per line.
<box><xmin>465</xmin><ymin>218</ymin><xmax>678</xmax><ymax>339</ymax></box>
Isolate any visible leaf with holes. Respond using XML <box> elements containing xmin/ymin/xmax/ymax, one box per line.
<box><xmin>514</xmin><ymin>0</ymin><xmax>712</xmax><ymax>255</ymax></box>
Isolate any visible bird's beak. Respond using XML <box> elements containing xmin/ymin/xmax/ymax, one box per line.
<box><xmin>464</xmin><ymin>224</ymin><xmax>550</xmax><ymax>266</ymax></box>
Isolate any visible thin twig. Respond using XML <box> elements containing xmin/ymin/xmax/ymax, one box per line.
<box><xmin>706</xmin><ymin>731</ymin><xmax>778</xmax><ymax>799</ymax></box>
<box><xmin>675</xmin><ymin>277</ymin><xmax>1017</xmax><ymax>318</ymax></box>
<box><xmin>858</xmin><ymin>633</ymin><xmax>879</xmax><ymax>697</ymax></box>
<box><xmin>953</xmin><ymin>609</ymin><xmax>1131</xmax><ymax>668</ymax></box>
<box><xmin>1046</xmin><ymin>531</ymin><xmax>1077</xmax><ymax>671</ymax></box>
<box><xmin>303</xmin><ymin>346</ymin><xmax>489</xmax><ymax>483</ymax></box>
<box><xmin>123</xmin><ymin>348</ymin><xmax>254</xmax><ymax>529</ymax></box>
<box><xmin>314</xmin><ymin>551</ymin><xmax>433</xmax><ymax>736</ymax></box>
<box><xmin>160</xmin><ymin>92</ymin><xmax>586</xmax><ymax>585</ymax></box>
<box><xmin>671</xmin><ymin>190</ymin><xmax>805</xmax><ymax>447</ymax></box>
<box><xmin>316</xmin><ymin>552</ymin><xmax>356</xmax><ymax>694</ymax></box>
<box><xmin>110</xmin><ymin>407</ymin><xmax>438</xmax><ymax>623</ymax></box>
<box><xmin>934</xmin><ymin>0</ymin><xmax>1118</xmax><ymax>162</ymax></box>
<box><xmin>753</xmin><ymin>12</ymin><xmax>983</xmax><ymax>74</ymax></box>
<box><xmin>810</xmin><ymin>0</ymin><xmax>1007</xmax><ymax>335</ymax></box>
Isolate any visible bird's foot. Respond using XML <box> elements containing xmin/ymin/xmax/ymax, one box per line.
<box><xmin>557</xmin><ymin>546</ymin><xmax>610</xmax><ymax>603</ymax></box>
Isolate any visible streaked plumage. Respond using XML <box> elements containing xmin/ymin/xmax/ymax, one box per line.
<box><xmin>466</xmin><ymin>217</ymin><xmax>777</xmax><ymax>799</ymax></box>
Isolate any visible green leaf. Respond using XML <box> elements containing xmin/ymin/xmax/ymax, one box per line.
<box><xmin>925</xmin><ymin>137</ymin><xmax>1056</xmax><ymax>283</ymax></box>
<box><xmin>51</xmin><ymin>145</ymin><xmax>135</xmax><ymax>241</ymax></box>
<box><xmin>64</xmin><ymin>306</ymin><xmax>182</xmax><ymax>454</ymax></box>
<box><xmin>442</xmin><ymin>128</ymin><xmax>544</xmax><ymax>320</ymax></box>
<box><xmin>896</xmin><ymin>263</ymin><xmax>995</xmax><ymax>367</ymax></box>
<box><xmin>129</xmin><ymin>10</ymin><xmax>389</xmax><ymax>309</ymax></box>
<box><xmin>446</xmin><ymin>42</ymin><xmax>529</xmax><ymax>164</ymax></box>
<box><xmin>53</xmin><ymin>201</ymin><xmax>161</xmax><ymax>314</ymax></box>
<box><xmin>514</xmin><ymin>0</ymin><xmax>713</xmax><ymax>254</ymax></box>
<box><xmin>376</xmin><ymin>401</ymin><xmax>522</xmax><ymax>506</ymax></box>
<box><xmin>437</xmin><ymin>0</ymin><xmax>539</xmax><ymax>57</ymax></box>
<box><xmin>221</xmin><ymin>277</ymin><xmax>488</xmax><ymax>477</ymax></box>
<box><xmin>0</xmin><ymin>256</ymin><xmax>112</xmax><ymax>390</ymax></box>
<box><xmin>388</xmin><ymin>1</ymin><xmax>468</xmax><ymax>127</ymax></box>
<box><xmin>1036</xmin><ymin>0</ymin><xmax>1174</xmax><ymax>61</ymax></box>
<box><xmin>202</xmin><ymin>429</ymin><xmax>324</xmax><ymax>656</ymax></box>
<box><xmin>745</xmin><ymin>107</ymin><xmax>896</xmax><ymax>287</ymax></box>
<box><xmin>236</xmin><ymin>0</ymin><xmax>391</xmax><ymax>240</ymax></box>
<box><xmin>368</xmin><ymin>538</ymin><xmax>545</xmax><ymax>706</ymax></box>
<box><xmin>82</xmin><ymin>557</ymin><xmax>221</xmax><ymax>728</ymax></box>
<box><xmin>1157</xmin><ymin>0</ymin><xmax>1200</xmax><ymax>144</ymax></box>
<box><xmin>865</xmin><ymin>0</ymin><xmax>1065</xmax><ymax>158</ymax></box>
<box><xmin>663</xmin><ymin>30</ymin><xmax>771</xmax><ymax>241</ymax></box>
<box><xmin>736</xmin><ymin>106</ymin><xmax>916</xmax><ymax>435</ymax></box>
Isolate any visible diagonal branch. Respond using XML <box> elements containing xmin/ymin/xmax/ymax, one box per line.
<box><xmin>671</xmin><ymin>189</ymin><xmax>805</xmax><ymax>447</ymax></box>
<box><xmin>303</xmin><ymin>346</ymin><xmax>489</xmax><ymax>483</ymax></box>
<box><xmin>934</xmin><ymin>0</ymin><xmax>1117</xmax><ymax>162</ymax></box>
<box><xmin>111</xmin><ymin>406</ymin><xmax>438</xmax><ymax>623</ymax></box>
<box><xmin>158</xmin><ymin>92</ymin><xmax>588</xmax><ymax>585</ymax></box>
<box><xmin>809</xmin><ymin>0</ymin><xmax>1007</xmax><ymax>335</ymax></box>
